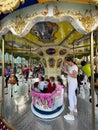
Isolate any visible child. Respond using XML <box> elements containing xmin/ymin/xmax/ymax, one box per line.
<box><xmin>33</xmin><ymin>82</ymin><xmax>40</xmax><ymax>92</ymax></box>
<box><xmin>31</xmin><ymin>78</ymin><xmax>40</xmax><ymax>92</ymax></box>
<box><xmin>39</xmin><ymin>76</ymin><xmax>48</xmax><ymax>93</ymax></box>
<box><xmin>47</xmin><ymin>76</ymin><xmax>56</xmax><ymax>93</ymax></box>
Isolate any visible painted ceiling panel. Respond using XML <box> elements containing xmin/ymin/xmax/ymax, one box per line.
<box><xmin>2</xmin><ymin>20</ymin><xmax>90</xmax><ymax>58</ymax></box>
<box><xmin>65</xmin><ymin>31</ymin><xmax>84</xmax><ymax>45</ymax></box>
<box><xmin>25</xmin><ymin>21</ymin><xmax>75</xmax><ymax>47</ymax></box>
<box><xmin>4</xmin><ymin>33</ymin><xmax>37</xmax><ymax>49</ymax></box>
<box><xmin>55</xmin><ymin>22</ymin><xmax>74</xmax><ymax>42</ymax></box>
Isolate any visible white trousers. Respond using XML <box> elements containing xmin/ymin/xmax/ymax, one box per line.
<box><xmin>68</xmin><ymin>81</ymin><xmax>77</xmax><ymax>111</ymax></box>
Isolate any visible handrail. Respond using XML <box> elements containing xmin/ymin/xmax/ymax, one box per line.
<box><xmin>0</xmin><ymin>118</ymin><xmax>16</xmax><ymax>130</ymax></box>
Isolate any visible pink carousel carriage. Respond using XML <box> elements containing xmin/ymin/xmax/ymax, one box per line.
<box><xmin>30</xmin><ymin>79</ymin><xmax>65</xmax><ymax>119</ymax></box>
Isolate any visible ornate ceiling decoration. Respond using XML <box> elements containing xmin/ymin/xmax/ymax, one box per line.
<box><xmin>0</xmin><ymin>0</ymin><xmax>98</xmax><ymax>15</ymax></box>
<box><xmin>37</xmin><ymin>0</ymin><xmax>89</xmax><ymax>2</ymax></box>
<box><xmin>0</xmin><ymin>2</ymin><xmax>98</xmax><ymax>37</ymax></box>
<box><xmin>0</xmin><ymin>1</ymin><xmax>98</xmax><ymax>59</ymax></box>
<box><xmin>0</xmin><ymin>0</ymin><xmax>25</xmax><ymax>14</ymax></box>
<box><xmin>92</xmin><ymin>0</ymin><xmax>98</xmax><ymax>6</ymax></box>
<box><xmin>37</xmin><ymin>0</ymin><xmax>98</xmax><ymax>6</ymax></box>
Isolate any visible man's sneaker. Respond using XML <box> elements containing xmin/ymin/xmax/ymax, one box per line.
<box><xmin>74</xmin><ymin>109</ymin><xmax>78</xmax><ymax>113</ymax></box>
<box><xmin>64</xmin><ymin>114</ymin><xmax>75</xmax><ymax>121</ymax></box>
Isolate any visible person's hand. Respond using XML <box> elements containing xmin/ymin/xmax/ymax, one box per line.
<box><xmin>62</xmin><ymin>67</ymin><xmax>68</xmax><ymax>74</ymax></box>
<box><xmin>63</xmin><ymin>69</ymin><xmax>68</xmax><ymax>74</ymax></box>
<box><xmin>61</xmin><ymin>67</ymin><xmax>64</xmax><ymax>71</ymax></box>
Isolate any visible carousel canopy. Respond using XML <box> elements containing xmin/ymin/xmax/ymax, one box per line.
<box><xmin>0</xmin><ymin>1</ymin><xmax>98</xmax><ymax>59</ymax></box>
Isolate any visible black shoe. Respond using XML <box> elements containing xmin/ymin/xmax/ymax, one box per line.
<box><xmin>89</xmin><ymin>98</ymin><xmax>92</xmax><ymax>103</ymax></box>
<box><xmin>96</xmin><ymin>104</ymin><xmax>98</xmax><ymax>107</ymax></box>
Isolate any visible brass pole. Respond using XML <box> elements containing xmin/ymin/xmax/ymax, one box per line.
<box><xmin>73</xmin><ymin>43</ymin><xmax>75</xmax><ymax>59</ymax></box>
<box><xmin>12</xmin><ymin>42</ymin><xmax>14</xmax><ymax>67</ymax></box>
<box><xmin>95</xmin><ymin>35</ymin><xmax>98</xmax><ymax>73</ymax></box>
<box><xmin>95</xmin><ymin>35</ymin><xmax>98</xmax><ymax>54</ymax></box>
<box><xmin>90</xmin><ymin>32</ymin><xmax>95</xmax><ymax>130</ymax></box>
<box><xmin>29</xmin><ymin>47</ymin><xmax>31</xmax><ymax>65</ymax></box>
<box><xmin>1</xmin><ymin>36</ymin><xmax>5</xmax><ymax>118</ymax></box>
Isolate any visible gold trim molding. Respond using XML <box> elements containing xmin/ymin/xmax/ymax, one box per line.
<box><xmin>0</xmin><ymin>0</ymin><xmax>98</xmax><ymax>15</ymax></box>
<box><xmin>0</xmin><ymin>0</ymin><xmax>25</xmax><ymax>14</ymax></box>
<box><xmin>0</xmin><ymin>2</ymin><xmax>98</xmax><ymax>36</ymax></box>
<box><xmin>91</xmin><ymin>0</ymin><xmax>98</xmax><ymax>6</ymax></box>
<box><xmin>37</xmin><ymin>0</ymin><xmax>98</xmax><ymax>6</ymax></box>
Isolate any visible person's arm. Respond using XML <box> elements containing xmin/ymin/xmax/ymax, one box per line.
<box><xmin>63</xmin><ymin>69</ymin><xmax>78</xmax><ymax>78</ymax></box>
<box><xmin>62</xmin><ymin>63</ymin><xmax>68</xmax><ymax>73</ymax></box>
<box><xmin>68</xmin><ymin>70</ymin><xmax>78</xmax><ymax>78</ymax></box>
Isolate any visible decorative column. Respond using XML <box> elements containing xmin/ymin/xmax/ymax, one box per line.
<box><xmin>39</xmin><ymin>47</ymin><xmax>67</xmax><ymax>78</ymax></box>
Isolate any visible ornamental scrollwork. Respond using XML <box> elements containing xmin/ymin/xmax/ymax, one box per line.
<box><xmin>91</xmin><ymin>0</ymin><xmax>98</xmax><ymax>6</ymax></box>
<box><xmin>0</xmin><ymin>0</ymin><xmax>25</xmax><ymax>14</ymax></box>
<box><xmin>54</xmin><ymin>6</ymin><xmax>98</xmax><ymax>32</ymax></box>
<box><xmin>78</xmin><ymin>9</ymin><xmax>98</xmax><ymax>32</ymax></box>
<box><xmin>11</xmin><ymin>21</ymin><xmax>26</xmax><ymax>35</ymax></box>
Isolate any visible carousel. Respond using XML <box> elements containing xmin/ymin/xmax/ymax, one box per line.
<box><xmin>0</xmin><ymin>0</ymin><xmax>98</xmax><ymax>129</ymax></box>
<box><xmin>30</xmin><ymin>77</ymin><xmax>65</xmax><ymax>119</ymax></box>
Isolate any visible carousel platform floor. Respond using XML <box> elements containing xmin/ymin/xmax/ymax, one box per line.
<box><xmin>0</xmin><ymin>82</ymin><xmax>98</xmax><ymax>130</ymax></box>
